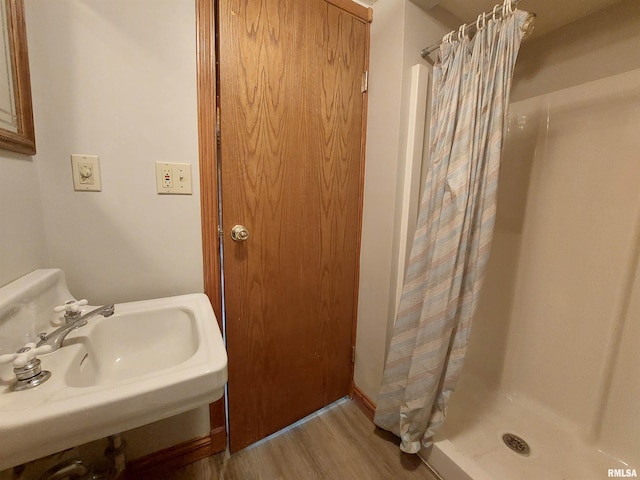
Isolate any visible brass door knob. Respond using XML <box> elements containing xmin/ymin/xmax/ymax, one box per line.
<box><xmin>231</xmin><ymin>225</ymin><xmax>249</xmax><ymax>242</ymax></box>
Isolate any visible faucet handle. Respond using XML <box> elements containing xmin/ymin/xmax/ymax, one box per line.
<box><xmin>54</xmin><ymin>299</ymin><xmax>88</xmax><ymax>314</ymax></box>
<box><xmin>53</xmin><ymin>299</ymin><xmax>88</xmax><ymax>326</ymax></box>
<box><xmin>0</xmin><ymin>343</ymin><xmax>53</xmax><ymax>368</ymax></box>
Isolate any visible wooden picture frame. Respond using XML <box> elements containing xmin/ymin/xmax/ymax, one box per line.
<box><xmin>0</xmin><ymin>0</ymin><xmax>35</xmax><ymax>155</ymax></box>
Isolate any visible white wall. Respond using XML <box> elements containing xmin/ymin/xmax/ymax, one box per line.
<box><xmin>25</xmin><ymin>0</ymin><xmax>204</xmax><ymax>306</ymax></box>
<box><xmin>512</xmin><ymin>0</ymin><xmax>640</xmax><ymax>102</ymax></box>
<box><xmin>22</xmin><ymin>0</ymin><xmax>209</xmax><ymax>460</ymax></box>
<box><xmin>0</xmin><ymin>153</ymin><xmax>47</xmax><ymax>287</ymax></box>
<box><xmin>354</xmin><ymin>0</ymin><xmax>404</xmax><ymax>403</ymax></box>
<box><xmin>354</xmin><ymin>0</ymin><xmax>454</xmax><ymax>401</ymax></box>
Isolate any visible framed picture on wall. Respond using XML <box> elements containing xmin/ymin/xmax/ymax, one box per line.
<box><xmin>0</xmin><ymin>0</ymin><xmax>35</xmax><ymax>155</ymax></box>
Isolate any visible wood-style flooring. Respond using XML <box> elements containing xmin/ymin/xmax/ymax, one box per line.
<box><xmin>141</xmin><ymin>399</ymin><xmax>438</xmax><ymax>480</ymax></box>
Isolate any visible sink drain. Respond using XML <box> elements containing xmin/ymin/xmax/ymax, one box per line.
<box><xmin>502</xmin><ymin>433</ymin><xmax>530</xmax><ymax>456</ymax></box>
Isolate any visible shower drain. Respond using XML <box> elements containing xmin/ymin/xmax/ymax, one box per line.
<box><xmin>502</xmin><ymin>433</ymin><xmax>531</xmax><ymax>456</ymax></box>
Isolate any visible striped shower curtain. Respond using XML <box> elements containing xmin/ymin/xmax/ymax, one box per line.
<box><xmin>374</xmin><ymin>7</ymin><xmax>531</xmax><ymax>454</ymax></box>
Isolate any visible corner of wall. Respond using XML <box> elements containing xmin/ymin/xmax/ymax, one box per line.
<box><xmin>0</xmin><ymin>152</ymin><xmax>48</xmax><ymax>287</ymax></box>
<box><xmin>354</xmin><ymin>0</ymin><xmax>405</xmax><ymax>402</ymax></box>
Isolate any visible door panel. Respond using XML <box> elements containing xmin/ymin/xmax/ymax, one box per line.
<box><xmin>219</xmin><ymin>0</ymin><xmax>367</xmax><ymax>452</ymax></box>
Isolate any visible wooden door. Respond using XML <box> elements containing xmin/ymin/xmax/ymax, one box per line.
<box><xmin>219</xmin><ymin>0</ymin><xmax>369</xmax><ymax>452</ymax></box>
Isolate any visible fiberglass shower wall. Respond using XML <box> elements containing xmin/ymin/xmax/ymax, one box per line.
<box><xmin>466</xmin><ymin>68</ymin><xmax>640</xmax><ymax>467</ymax></box>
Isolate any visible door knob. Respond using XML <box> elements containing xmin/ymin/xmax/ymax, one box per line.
<box><xmin>231</xmin><ymin>225</ymin><xmax>249</xmax><ymax>242</ymax></box>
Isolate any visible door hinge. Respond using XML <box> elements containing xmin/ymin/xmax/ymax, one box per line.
<box><xmin>361</xmin><ymin>71</ymin><xmax>368</xmax><ymax>93</ymax></box>
<box><xmin>352</xmin><ymin>345</ymin><xmax>356</xmax><ymax>363</ymax></box>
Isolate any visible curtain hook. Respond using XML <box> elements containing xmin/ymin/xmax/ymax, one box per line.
<box><xmin>444</xmin><ymin>30</ymin><xmax>454</xmax><ymax>44</ymax></box>
<box><xmin>503</xmin><ymin>0</ymin><xmax>513</xmax><ymax>16</ymax></box>
<box><xmin>458</xmin><ymin>24</ymin><xmax>466</xmax><ymax>41</ymax></box>
<box><xmin>492</xmin><ymin>4</ymin><xmax>501</xmax><ymax>21</ymax></box>
<box><xmin>476</xmin><ymin>13</ymin><xmax>482</xmax><ymax>32</ymax></box>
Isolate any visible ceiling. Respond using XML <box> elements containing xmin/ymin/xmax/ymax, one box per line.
<box><xmin>430</xmin><ymin>0</ymin><xmax>623</xmax><ymax>37</ymax></box>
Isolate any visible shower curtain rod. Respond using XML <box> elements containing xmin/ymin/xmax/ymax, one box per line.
<box><xmin>420</xmin><ymin>0</ymin><xmax>525</xmax><ymax>60</ymax></box>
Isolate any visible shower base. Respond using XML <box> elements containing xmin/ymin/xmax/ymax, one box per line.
<box><xmin>420</xmin><ymin>375</ymin><xmax>634</xmax><ymax>480</ymax></box>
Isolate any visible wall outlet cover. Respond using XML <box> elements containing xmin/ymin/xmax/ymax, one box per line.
<box><xmin>155</xmin><ymin>162</ymin><xmax>192</xmax><ymax>195</ymax></box>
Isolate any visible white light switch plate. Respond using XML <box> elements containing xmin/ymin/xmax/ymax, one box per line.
<box><xmin>155</xmin><ymin>162</ymin><xmax>192</xmax><ymax>195</ymax></box>
<box><xmin>71</xmin><ymin>154</ymin><xmax>101</xmax><ymax>191</ymax></box>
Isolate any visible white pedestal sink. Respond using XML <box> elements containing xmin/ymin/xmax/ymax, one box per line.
<box><xmin>0</xmin><ymin>269</ymin><xmax>227</xmax><ymax>471</ymax></box>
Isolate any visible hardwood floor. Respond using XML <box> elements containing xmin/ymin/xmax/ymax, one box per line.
<box><xmin>137</xmin><ymin>399</ymin><xmax>438</xmax><ymax>480</ymax></box>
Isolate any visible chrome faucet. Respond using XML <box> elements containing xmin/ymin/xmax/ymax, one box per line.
<box><xmin>37</xmin><ymin>304</ymin><xmax>115</xmax><ymax>352</ymax></box>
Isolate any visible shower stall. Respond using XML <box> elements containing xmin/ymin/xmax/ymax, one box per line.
<box><xmin>424</xmin><ymin>68</ymin><xmax>640</xmax><ymax>479</ymax></box>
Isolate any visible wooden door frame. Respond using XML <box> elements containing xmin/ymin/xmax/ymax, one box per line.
<box><xmin>197</xmin><ymin>0</ymin><xmax>372</xmax><ymax>455</ymax></box>
<box><xmin>196</xmin><ymin>0</ymin><xmax>226</xmax><ymax>453</ymax></box>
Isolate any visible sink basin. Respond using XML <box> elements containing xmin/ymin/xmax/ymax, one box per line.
<box><xmin>65</xmin><ymin>305</ymin><xmax>200</xmax><ymax>387</ymax></box>
<box><xmin>0</xmin><ymin>269</ymin><xmax>227</xmax><ymax>471</ymax></box>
